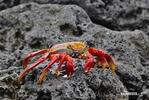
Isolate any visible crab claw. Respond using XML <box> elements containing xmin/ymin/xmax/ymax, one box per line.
<box><xmin>94</xmin><ymin>56</ymin><xmax>107</xmax><ymax>72</ymax></box>
<box><xmin>88</xmin><ymin>48</ymin><xmax>115</xmax><ymax>73</ymax></box>
<box><xmin>95</xmin><ymin>51</ymin><xmax>107</xmax><ymax>72</ymax></box>
<box><xmin>104</xmin><ymin>53</ymin><xmax>115</xmax><ymax>73</ymax></box>
<box><xmin>84</xmin><ymin>52</ymin><xmax>94</xmax><ymax>72</ymax></box>
<box><xmin>65</xmin><ymin>56</ymin><xmax>74</xmax><ymax>77</ymax></box>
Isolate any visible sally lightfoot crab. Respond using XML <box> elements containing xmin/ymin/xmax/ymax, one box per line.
<box><xmin>18</xmin><ymin>42</ymin><xmax>115</xmax><ymax>84</ymax></box>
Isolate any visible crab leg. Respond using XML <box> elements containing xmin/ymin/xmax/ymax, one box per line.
<box><xmin>83</xmin><ymin>52</ymin><xmax>94</xmax><ymax>72</ymax></box>
<box><xmin>23</xmin><ymin>49</ymin><xmax>49</xmax><ymax>69</ymax></box>
<box><xmin>56</xmin><ymin>53</ymin><xmax>67</xmax><ymax>77</ymax></box>
<box><xmin>65</xmin><ymin>56</ymin><xmax>74</xmax><ymax>77</ymax></box>
<box><xmin>18</xmin><ymin>52</ymin><xmax>49</xmax><ymax>84</ymax></box>
<box><xmin>88</xmin><ymin>48</ymin><xmax>115</xmax><ymax>73</ymax></box>
<box><xmin>38</xmin><ymin>54</ymin><xmax>59</xmax><ymax>84</ymax></box>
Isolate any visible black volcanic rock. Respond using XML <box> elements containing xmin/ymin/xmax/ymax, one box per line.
<box><xmin>0</xmin><ymin>2</ymin><xmax>149</xmax><ymax>100</ymax></box>
<box><xmin>1</xmin><ymin>0</ymin><xmax>149</xmax><ymax>33</ymax></box>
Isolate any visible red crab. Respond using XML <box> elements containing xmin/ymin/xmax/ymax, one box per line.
<box><xmin>18</xmin><ymin>42</ymin><xmax>115</xmax><ymax>84</ymax></box>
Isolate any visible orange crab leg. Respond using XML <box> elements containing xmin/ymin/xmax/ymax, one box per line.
<box><xmin>38</xmin><ymin>54</ymin><xmax>59</xmax><ymax>84</ymax></box>
<box><xmin>84</xmin><ymin>52</ymin><xmax>94</xmax><ymax>72</ymax></box>
<box><xmin>56</xmin><ymin>53</ymin><xmax>67</xmax><ymax>77</ymax></box>
<box><xmin>18</xmin><ymin>52</ymin><xmax>49</xmax><ymax>84</ymax></box>
<box><xmin>65</xmin><ymin>56</ymin><xmax>74</xmax><ymax>77</ymax></box>
<box><xmin>22</xmin><ymin>49</ymin><xmax>49</xmax><ymax>69</ymax></box>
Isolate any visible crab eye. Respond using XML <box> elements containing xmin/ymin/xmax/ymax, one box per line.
<box><xmin>67</xmin><ymin>45</ymin><xmax>73</xmax><ymax>50</ymax></box>
<box><xmin>85</xmin><ymin>45</ymin><xmax>88</xmax><ymax>48</ymax></box>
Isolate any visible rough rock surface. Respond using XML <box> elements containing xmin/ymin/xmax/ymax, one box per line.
<box><xmin>0</xmin><ymin>2</ymin><xmax>149</xmax><ymax>100</ymax></box>
<box><xmin>1</xmin><ymin>0</ymin><xmax>149</xmax><ymax>33</ymax></box>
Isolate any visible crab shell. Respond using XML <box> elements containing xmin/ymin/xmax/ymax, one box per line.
<box><xmin>18</xmin><ymin>42</ymin><xmax>115</xmax><ymax>84</ymax></box>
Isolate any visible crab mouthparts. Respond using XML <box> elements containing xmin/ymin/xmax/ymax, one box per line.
<box><xmin>70</xmin><ymin>50</ymin><xmax>79</xmax><ymax>57</ymax></box>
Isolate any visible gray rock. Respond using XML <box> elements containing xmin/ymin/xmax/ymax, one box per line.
<box><xmin>0</xmin><ymin>2</ymin><xmax>148</xmax><ymax>100</ymax></box>
<box><xmin>137</xmin><ymin>89</ymin><xmax>149</xmax><ymax>100</ymax></box>
<box><xmin>1</xmin><ymin>0</ymin><xmax>149</xmax><ymax>33</ymax></box>
<box><xmin>49</xmin><ymin>0</ymin><xmax>149</xmax><ymax>32</ymax></box>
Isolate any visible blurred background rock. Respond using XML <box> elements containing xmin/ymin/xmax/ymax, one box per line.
<box><xmin>0</xmin><ymin>0</ymin><xmax>149</xmax><ymax>100</ymax></box>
